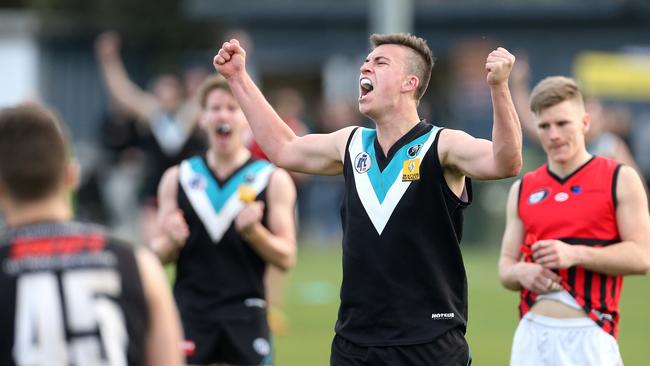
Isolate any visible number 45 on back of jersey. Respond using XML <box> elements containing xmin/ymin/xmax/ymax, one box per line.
<box><xmin>14</xmin><ymin>269</ymin><xmax>128</xmax><ymax>366</ymax></box>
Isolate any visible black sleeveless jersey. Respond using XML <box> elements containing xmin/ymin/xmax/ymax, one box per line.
<box><xmin>174</xmin><ymin>155</ymin><xmax>275</xmax><ymax>321</ymax></box>
<box><xmin>336</xmin><ymin>122</ymin><xmax>473</xmax><ymax>346</ymax></box>
<box><xmin>0</xmin><ymin>221</ymin><xmax>148</xmax><ymax>366</ymax></box>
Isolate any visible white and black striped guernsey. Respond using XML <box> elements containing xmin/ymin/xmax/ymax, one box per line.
<box><xmin>175</xmin><ymin>155</ymin><xmax>275</xmax><ymax>319</ymax></box>
<box><xmin>336</xmin><ymin>121</ymin><xmax>473</xmax><ymax>346</ymax></box>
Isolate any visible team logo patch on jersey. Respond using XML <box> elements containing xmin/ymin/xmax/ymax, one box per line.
<box><xmin>253</xmin><ymin>337</ymin><xmax>270</xmax><ymax>356</ymax></box>
<box><xmin>554</xmin><ymin>192</ymin><xmax>569</xmax><ymax>202</ymax></box>
<box><xmin>528</xmin><ymin>188</ymin><xmax>549</xmax><ymax>204</ymax></box>
<box><xmin>354</xmin><ymin>152</ymin><xmax>372</xmax><ymax>174</ymax></box>
<box><xmin>189</xmin><ymin>174</ymin><xmax>207</xmax><ymax>190</ymax></box>
<box><xmin>402</xmin><ymin>158</ymin><xmax>421</xmax><ymax>181</ymax></box>
<box><xmin>238</xmin><ymin>184</ymin><xmax>257</xmax><ymax>203</ymax></box>
<box><xmin>407</xmin><ymin>144</ymin><xmax>422</xmax><ymax>158</ymax></box>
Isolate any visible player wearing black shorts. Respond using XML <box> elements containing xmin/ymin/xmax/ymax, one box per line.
<box><xmin>215</xmin><ymin>32</ymin><xmax>522</xmax><ymax>364</ymax></box>
<box><xmin>151</xmin><ymin>75</ymin><xmax>297</xmax><ymax>366</ymax></box>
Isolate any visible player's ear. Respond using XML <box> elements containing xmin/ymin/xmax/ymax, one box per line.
<box><xmin>198</xmin><ymin>107</ymin><xmax>210</xmax><ymax>130</ymax></box>
<box><xmin>582</xmin><ymin>112</ymin><xmax>591</xmax><ymax>134</ymax></box>
<box><xmin>401</xmin><ymin>75</ymin><xmax>419</xmax><ymax>94</ymax></box>
<box><xmin>64</xmin><ymin>159</ymin><xmax>80</xmax><ymax>191</ymax></box>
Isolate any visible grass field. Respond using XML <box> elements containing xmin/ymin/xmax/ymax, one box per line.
<box><xmin>273</xmin><ymin>244</ymin><xmax>650</xmax><ymax>365</ymax></box>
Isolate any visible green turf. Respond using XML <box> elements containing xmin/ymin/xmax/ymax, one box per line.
<box><xmin>273</xmin><ymin>244</ymin><xmax>650</xmax><ymax>365</ymax></box>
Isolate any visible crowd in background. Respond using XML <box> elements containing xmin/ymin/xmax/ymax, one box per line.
<box><xmin>71</xmin><ymin>30</ymin><xmax>365</xmax><ymax>245</ymax></box>
<box><xmin>42</xmin><ymin>30</ymin><xmax>650</xmax><ymax>246</ymax></box>
<box><xmin>3</xmin><ymin>30</ymin><xmax>636</xmax><ymax>243</ymax></box>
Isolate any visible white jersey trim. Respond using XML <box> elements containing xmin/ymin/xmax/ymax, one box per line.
<box><xmin>348</xmin><ymin>127</ymin><xmax>439</xmax><ymax>235</ymax></box>
<box><xmin>179</xmin><ymin>160</ymin><xmax>274</xmax><ymax>242</ymax></box>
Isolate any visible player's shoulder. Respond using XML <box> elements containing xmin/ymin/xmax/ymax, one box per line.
<box><xmin>162</xmin><ymin>163</ymin><xmax>181</xmax><ymax>181</ymax></box>
<box><xmin>435</xmin><ymin>126</ymin><xmax>471</xmax><ymax>154</ymax></box>
<box><xmin>592</xmin><ymin>155</ymin><xmax>620</xmax><ymax>170</ymax></box>
<box><xmin>615</xmin><ymin>163</ymin><xmax>643</xmax><ymax>188</ymax></box>
<box><xmin>338</xmin><ymin>125</ymin><xmax>363</xmax><ymax>143</ymax></box>
<box><xmin>268</xmin><ymin>167</ymin><xmax>295</xmax><ymax>190</ymax></box>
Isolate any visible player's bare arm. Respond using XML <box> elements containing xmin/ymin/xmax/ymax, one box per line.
<box><xmin>439</xmin><ymin>47</ymin><xmax>522</xmax><ymax>181</ymax></box>
<box><xmin>95</xmin><ymin>31</ymin><xmax>159</xmax><ymax>121</ymax></box>
<box><xmin>136</xmin><ymin>248</ymin><xmax>184</xmax><ymax>366</ymax></box>
<box><xmin>236</xmin><ymin>168</ymin><xmax>297</xmax><ymax>271</ymax></box>
<box><xmin>235</xmin><ymin>169</ymin><xmax>297</xmax><ymax>270</ymax></box>
<box><xmin>532</xmin><ymin>166</ymin><xmax>650</xmax><ymax>275</ymax></box>
<box><xmin>150</xmin><ymin>166</ymin><xmax>190</xmax><ymax>264</ymax></box>
<box><xmin>214</xmin><ymin>39</ymin><xmax>353</xmax><ymax>175</ymax></box>
<box><xmin>499</xmin><ymin>180</ymin><xmax>562</xmax><ymax>293</ymax></box>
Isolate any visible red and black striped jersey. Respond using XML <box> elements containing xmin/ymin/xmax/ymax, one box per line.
<box><xmin>517</xmin><ymin>156</ymin><xmax>623</xmax><ymax>338</ymax></box>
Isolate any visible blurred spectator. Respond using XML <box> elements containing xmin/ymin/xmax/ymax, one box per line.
<box><xmin>95</xmin><ymin>31</ymin><xmax>206</xmax><ymax>241</ymax></box>
<box><xmin>182</xmin><ymin>65</ymin><xmax>211</xmax><ymax>98</ymax></box>
<box><xmin>248</xmin><ymin>88</ymin><xmax>309</xmax><ymax>160</ymax></box>
<box><xmin>299</xmin><ymin>100</ymin><xmax>360</xmax><ymax>244</ymax></box>
<box><xmin>632</xmin><ymin>111</ymin><xmax>650</xmax><ymax>187</ymax></box>
<box><xmin>601</xmin><ymin>104</ymin><xmax>634</xmax><ymax>146</ymax></box>
<box><xmin>319</xmin><ymin>99</ymin><xmax>360</xmax><ymax>133</ymax></box>
<box><xmin>583</xmin><ymin>99</ymin><xmax>637</xmax><ymax>168</ymax></box>
<box><xmin>449</xmin><ymin>39</ymin><xmax>496</xmax><ymax>138</ymax></box>
<box><xmin>95</xmin><ymin>102</ymin><xmax>148</xmax><ymax>239</ymax></box>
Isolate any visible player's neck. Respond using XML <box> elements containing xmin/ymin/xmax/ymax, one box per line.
<box><xmin>3</xmin><ymin>195</ymin><xmax>72</xmax><ymax>227</ymax></box>
<box><xmin>207</xmin><ymin>147</ymin><xmax>251</xmax><ymax>180</ymax></box>
<box><xmin>548</xmin><ymin>150</ymin><xmax>593</xmax><ymax>178</ymax></box>
<box><xmin>373</xmin><ymin>107</ymin><xmax>421</xmax><ymax>156</ymax></box>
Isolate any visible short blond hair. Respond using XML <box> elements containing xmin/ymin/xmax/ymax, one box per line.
<box><xmin>370</xmin><ymin>33</ymin><xmax>434</xmax><ymax>103</ymax></box>
<box><xmin>529</xmin><ymin>76</ymin><xmax>584</xmax><ymax>114</ymax></box>
<box><xmin>197</xmin><ymin>74</ymin><xmax>231</xmax><ymax>109</ymax></box>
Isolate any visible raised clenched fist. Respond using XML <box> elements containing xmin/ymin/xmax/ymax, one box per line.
<box><xmin>485</xmin><ymin>47</ymin><xmax>515</xmax><ymax>86</ymax></box>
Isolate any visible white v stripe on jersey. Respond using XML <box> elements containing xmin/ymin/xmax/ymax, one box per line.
<box><xmin>348</xmin><ymin>128</ymin><xmax>439</xmax><ymax>235</ymax></box>
<box><xmin>179</xmin><ymin>160</ymin><xmax>274</xmax><ymax>242</ymax></box>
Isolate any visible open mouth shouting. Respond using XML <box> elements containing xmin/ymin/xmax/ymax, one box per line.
<box><xmin>359</xmin><ymin>77</ymin><xmax>374</xmax><ymax>100</ymax></box>
<box><xmin>215</xmin><ymin>123</ymin><xmax>232</xmax><ymax>138</ymax></box>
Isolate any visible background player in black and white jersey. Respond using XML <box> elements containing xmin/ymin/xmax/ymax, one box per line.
<box><xmin>151</xmin><ymin>75</ymin><xmax>297</xmax><ymax>366</ymax></box>
<box><xmin>0</xmin><ymin>104</ymin><xmax>184</xmax><ymax>366</ymax></box>
<box><xmin>214</xmin><ymin>33</ymin><xmax>521</xmax><ymax>365</ymax></box>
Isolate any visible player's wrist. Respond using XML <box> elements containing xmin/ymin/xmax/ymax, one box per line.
<box><xmin>150</xmin><ymin>235</ymin><xmax>177</xmax><ymax>263</ymax></box>
<box><xmin>511</xmin><ymin>262</ymin><xmax>528</xmax><ymax>285</ymax></box>
<box><xmin>488</xmin><ymin>81</ymin><xmax>510</xmax><ymax>91</ymax></box>
<box><xmin>240</xmin><ymin>223</ymin><xmax>265</xmax><ymax>242</ymax></box>
<box><xmin>239</xmin><ymin>222</ymin><xmax>257</xmax><ymax>235</ymax></box>
<box><xmin>161</xmin><ymin>227</ymin><xmax>185</xmax><ymax>249</ymax></box>
<box><xmin>224</xmin><ymin>70</ymin><xmax>247</xmax><ymax>84</ymax></box>
<box><xmin>570</xmin><ymin>245</ymin><xmax>587</xmax><ymax>267</ymax></box>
